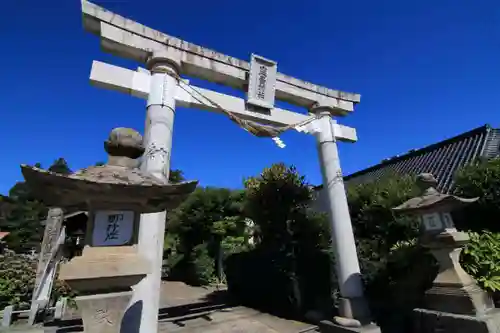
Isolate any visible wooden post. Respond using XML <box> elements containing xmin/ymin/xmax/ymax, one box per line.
<box><xmin>32</xmin><ymin>207</ymin><xmax>64</xmax><ymax>305</ymax></box>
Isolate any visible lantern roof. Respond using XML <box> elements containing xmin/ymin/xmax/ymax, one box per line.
<box><xmin>392</xmin><ymin>173</ymin><xmax>478</xmax><ymax>214</ymax></box>
<box><xmin>21</xmin><ymin>127</ymin><xmax>197</xmax><ymax>213</ymax></box>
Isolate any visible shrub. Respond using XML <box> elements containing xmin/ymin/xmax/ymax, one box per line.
<box><xmin>225</xmin><ymin>247</ymin><xmax>300</xmax><ymax>317</ymax></box>
<box><xmin>347</xmin><ymin>174</ymin><xmax>420</xmax><ymax>254</ymax></box>
<box><xmin>454</xmin><ymin>158</ymin><xmax>500</xmax><ymax>232</ymax></box>
<box><xmin>165</xmin><ymin>187</ymin><xmax>245</xmax><ymax>285</ymax></box>
<box><xmin>162</xmin><ymin>233</ymin><xmax>184</xmax><ymax>278</ymax></box>
<box><xmin>296</xmin><ymin>249</ymin><xmax>336</xmax><ymax>316</ymax></box>
<box><xmin>0</xmin><ymin>251</ymin><xmax>36</xmax><ymax>309</ymax></box>
<box><xmin>221</xmin><ymin>235</ymin><xmax>253</xmax><ymax>257</ymax></box>
<box><xmin>225</xmin><ymin>164</ymin><xmax>337</xmax><ymax>318</ymax></box>
<box><xmin>462</xmin><ymin>231</ymin><xmax>500</xmax><ymax>292</ymax></box>
<box><xmin>167</xmin><ymin>243</ymin><xmax>215</xmax><ymax>286</ymax></box>
<box><xmin>189</xmin><ymin>243</ymin><xmax>215</xmax><ymax>286</ymax></box>
<box><xmin>0</xmin><ymin>251</ymin><xmax>74</xmax><ymax>310</ymax></box>
<box><xmin>363</xmin><ymin>240</ymin><xmax>437</xmax><ymax>333</ymax></box>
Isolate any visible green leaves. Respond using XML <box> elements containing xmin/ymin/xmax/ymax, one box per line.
<box><xmin>0</xmin><ymin>252</ymin><xmax>74</xmax><ymax>310</ymax></box>
<box><xmin>164</xmin><ymin>187</ymin><xmax>246</xmax><ymax>284</ymax></box>
<box><xmin>47</xmin><ymin>158</ymin><xmax>72</xmax><ymax>175</ymax></box>
<box><xmin>167</xmin><ymin>187</ymin><xmax>245</xmax><ymax>248</ymax></box>
<box><xmin>455</xmin><ymin>158</ymin><xmax>500</xmax><ymax>232</ymax></box>
<box><xmin>243</xmin><ymin>163</ymin><xmax>316</xmax><ymax>249</ymax></box>
<box><xmin>168</xmin><ymin>169</ymin><xmax>186</xmax><ymax>184</ymax></box>
<box><xmin>1</xmin><ymin>159</ymin><xmax>73</xmax><ymax>253</ymax></box>
<box><xmin>462</xmin><ymin>231</ymin><xmax>500</xmax><ymax>292</ymax></box>
<box><xmin>347</xmin><ymin>174</ymin><xmax>420</xmax><ymax>255</ymax></box>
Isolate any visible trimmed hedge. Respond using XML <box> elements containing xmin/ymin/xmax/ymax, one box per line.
<box><xmin>225</xmin><ymin>248</ymin><xmax>334</xmax><ymax>319</ymax></box>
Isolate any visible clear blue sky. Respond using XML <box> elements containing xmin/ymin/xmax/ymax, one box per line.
<box><xmin>1</xmin><ymin>0</ymin><xmax>499</xmax><ymax>195</ymax></box>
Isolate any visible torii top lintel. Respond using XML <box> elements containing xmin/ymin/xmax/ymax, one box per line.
<box><xmin>81</xmin><ymin>0</ymin><xmax>361</xmax><ymax>114</ymax></box>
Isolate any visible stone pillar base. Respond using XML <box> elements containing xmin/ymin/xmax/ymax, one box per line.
<box><xmin>414</xmin><ymin>308</ymin><xmax>500</xmax><ymax>333</ymax></box>
<box><xmin>318</xmin><ymin>320</ymin><xmax>381</xmax><ymax>333</ymax></box>
<box><xmin>337</xmin><ymin>297</ymin><xmax>372</xmax><ymax>325</ymax></box>
<box><xmin>76</xmin><ymin>291</ymin><xmax>132</xmax><ymax>333</ymax></box>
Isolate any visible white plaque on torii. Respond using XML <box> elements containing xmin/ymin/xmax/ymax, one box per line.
<box><xmin>247</xmin><ymin>54</ymin><xmax>277</xmax><ymax>110</ymax></box>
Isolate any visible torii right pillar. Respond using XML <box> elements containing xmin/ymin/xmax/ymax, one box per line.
<box><xmin>312</xmin><ymin>105</ymin><xmax>381</xmax><ymax>333</ymax></box>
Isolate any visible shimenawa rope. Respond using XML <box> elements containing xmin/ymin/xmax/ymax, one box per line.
<box><xmin>178</xmin><ymin>80</ymin><xmax>317</xmax><ymax>139</ymax></box>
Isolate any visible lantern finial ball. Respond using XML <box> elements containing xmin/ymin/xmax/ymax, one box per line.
<box><xmin>104</xmin><ymin>127</ymin><xmax>145</xmax><ymax>161</ymax></box>
<box><xmin>416</xmin><ymin>173</ymin><xmax>438</xmax><ymax>193</ymax></box>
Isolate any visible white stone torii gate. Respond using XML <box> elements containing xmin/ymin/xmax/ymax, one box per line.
<box><xmin>80</xmin><ymin>1</ymin><xmax>378</xmax><ymax>332</ymax></box>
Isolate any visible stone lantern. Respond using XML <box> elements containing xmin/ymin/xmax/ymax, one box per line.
<box><xmin>21</xmin><ymin>128</ymin><xmax>197</xmax><ymax>333</ymax></box>
<box><xmin>393</xmin><ymin>173</ymin><xmax>500</xmax><ymax>333</ymax></box>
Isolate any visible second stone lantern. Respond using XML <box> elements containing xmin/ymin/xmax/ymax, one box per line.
<box><xmin>393</xmin><ymin>173</ymin><xmax>500</xmax><ymax>333</ymax></box>
<box><xmin>21</xmin><ymin>128</ymin><xmax>197</xmax><ymax>333</ymax></box>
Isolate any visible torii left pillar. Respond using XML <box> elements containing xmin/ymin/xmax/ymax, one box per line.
<box><xmin>127</xmin><ymin>51</ymin><xmax>180</xmax><ymax>333</ymax></box>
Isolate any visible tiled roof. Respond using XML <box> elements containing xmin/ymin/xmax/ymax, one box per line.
<box><xmin>0</xmin><ymin>231</ymin><xmax>10</xmax><ymax>240</ymax></box>
<box><xmin>316</xmin><ymin>125</ymin><xmax>500</xmax><ymax>194</ymax></box>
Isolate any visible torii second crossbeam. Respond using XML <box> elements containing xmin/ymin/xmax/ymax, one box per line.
<box><xmin>90</xmin><ymin>60</ymin><xmax>358</xmax><ymax>142</ymax></box>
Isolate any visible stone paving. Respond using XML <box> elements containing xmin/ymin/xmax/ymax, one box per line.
<box><xmin>44</xmin><ymin>281</ymin><xmax>317</xmax><ymax>333</ymax></box>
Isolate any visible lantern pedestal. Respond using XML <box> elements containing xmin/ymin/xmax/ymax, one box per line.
<box><xmin>59</xmin><ymin>246</ymin><xmax>149</xmax><ymax>292</ymax></box>
<box><xmin>413</xmin><ymin>308</ymin><xmax>500</xmax><ymax>333</ymax></box>
<box><xmin>76</xmin><ymin>292</ymin><xmax>132</xmax><ymax>333</ymax></box>
<box><xmin>59</xmin><ymin>246</ymin><xmax>150</xmax><ymax>333</ymax></box>
<box><xmin>422</xmin><ymin>231</ymin><xmax>495</xmax><ymax>316</ymax></box>
<box><xmin>413</xmin><ymin>230</ymin><xmax>500</xmax><ymax>333</ymax></box>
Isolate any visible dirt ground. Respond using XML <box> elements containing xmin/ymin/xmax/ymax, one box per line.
<box><xmin>46</xmin><ymin>281</ymin><xmax>317</xmax><ymax>333</ymax></box>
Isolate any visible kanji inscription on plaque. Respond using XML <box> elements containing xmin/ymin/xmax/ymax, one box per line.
<box><xmin>422</xmin><ymin>212</ymin><xmax>443</xmax><ymax>231</ymax></box>
<box><xmin>92</xmin><ymin>211</ymin><xmax>134</xmax><ymax>246</ymax></box>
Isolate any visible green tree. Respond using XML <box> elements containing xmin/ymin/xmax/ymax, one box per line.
<box><xmin>166</xmin><ymin>187</ymin><xmax>245</xmax><ymax>285</ymax></box>
<box><xmin>8</xmin><ymin>183</ymin><xmax>33</xmax><ymax>203</ymax></box>
<box><xmin>346</xmin><ymin>174</ymin><xmax>419</xmax><ymax>255</ymax></box>
<box><xmin>169</xmin><ymin>169</ymin><xmax>186</xmax><ymax>184</ymax></box>
<box><xmin>0</xmin><ymin>159</ymin><xmax>72</xmax><ymax>253</ymax></box>
<box><xmin>1</xmin><ymin>200</ymin><xmax>47</xmax><ymax>253</ymax></box>
<box><xmin>462</xmin><ymin>231</ymin><xmax>500</xmax><ymax>292</ymax></box>
<box><xmin>0</xmin><ymin>250</ymin><xmax>75</xmax><ymax>309</ymax></box>
<box><xmin>48</xmin><ymin>158</ymin><xmax>71</xmax><ymax>175</ymax></box>
<box><xmin>233</xmin><ymin>163</ymin><xmax>329</xmax><ymax>315</ymax></box>
<box><xmin>244</xmin><ymin>163</ymin><xmax>313</xmax><ymax>248</ymax></box>
<box><xmin>244</xmin><ymin>163</ymin><xmax>330</xmax><ymax>253</ymax></box>
<box><xmin>454</xmin><ymin>158</ymin><xmax>500</xmax><ymax>232</ymax></box>
<box><xmin>8</xmin><ymin>162</ymin><xmax>42</xmax><ymax>202</ymax></box>
<box><xmin>95</xmin><ymin>160</ymin><xmax>185</xmax><ymax>185</ymax></box>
